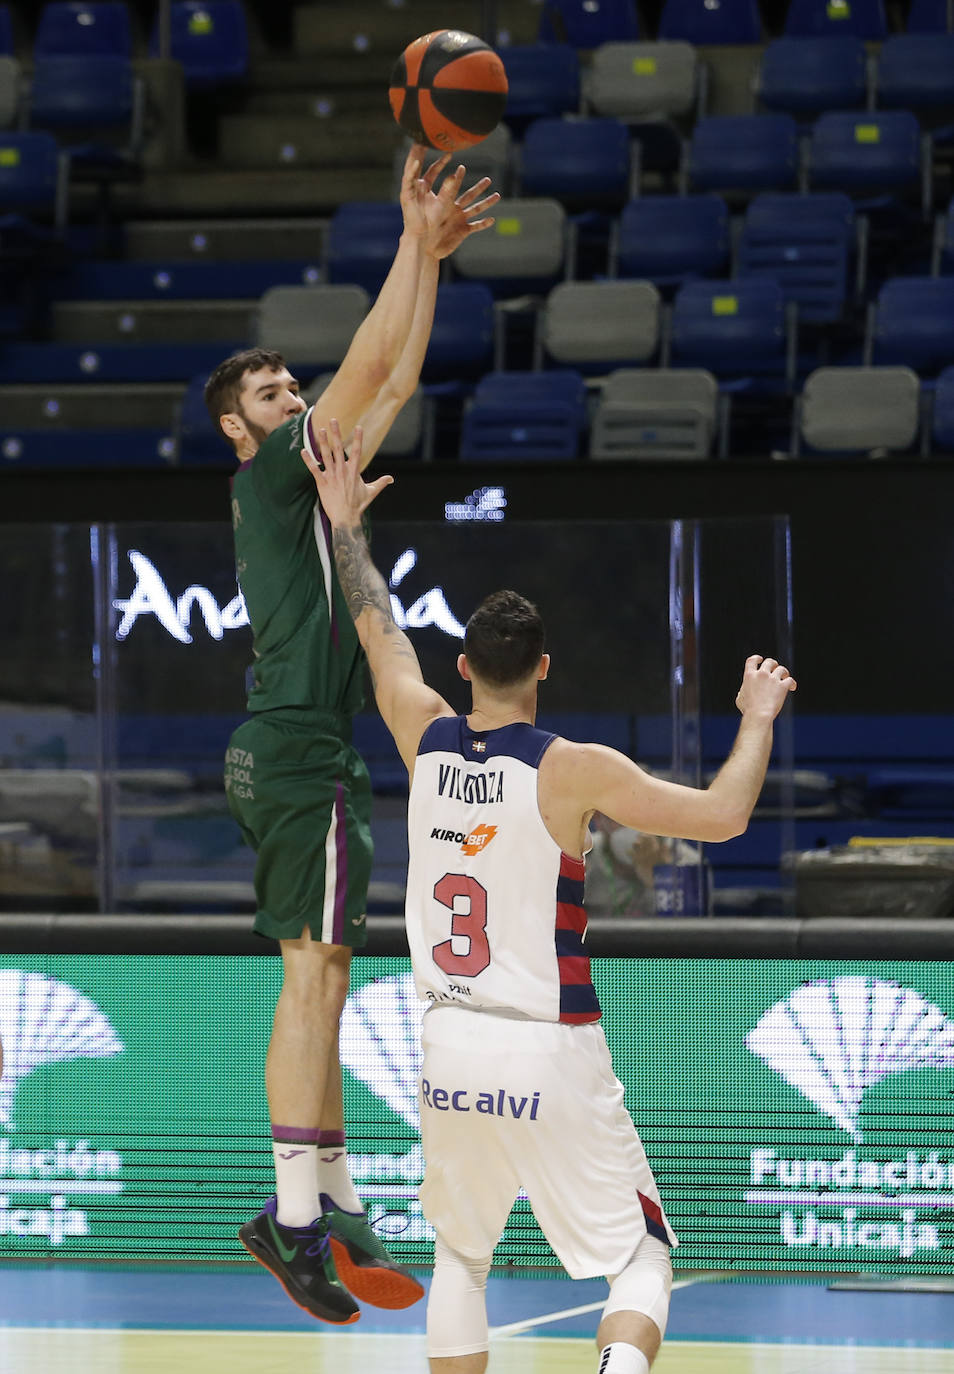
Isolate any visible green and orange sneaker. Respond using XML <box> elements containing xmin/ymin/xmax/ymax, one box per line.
<box><xmin>239</xmin><ymin>1197</ymin><xmax>360</xmax><ymax>1325</ymax></box>
<box><xmin>321</xmin><ymin>1193</ymin><xmax>425</xmax><ymax>1310</ymax></box>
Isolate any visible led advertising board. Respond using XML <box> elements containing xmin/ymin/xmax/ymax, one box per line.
<box><xmin>1</xmin><ymin>956</ymin><xmax>952</xmax><ymax>1271</ymax></box>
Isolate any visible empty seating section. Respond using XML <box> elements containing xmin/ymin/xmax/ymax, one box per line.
<box><xmin>2</xmin><ymin>1</ymin><xmax>954</xmax><ymax>468</ymax></box>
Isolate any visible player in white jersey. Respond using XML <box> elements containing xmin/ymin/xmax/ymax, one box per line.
<box><xmin>302</xmin><ymin>420</ymin><xmax>797</xmax><ymax>1374</ymax></box>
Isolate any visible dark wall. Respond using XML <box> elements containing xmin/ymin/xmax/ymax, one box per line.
<box><xmin>4</xmin><ymin>459</ymin><xmax>954</xmax><ymax>715</ymax></box>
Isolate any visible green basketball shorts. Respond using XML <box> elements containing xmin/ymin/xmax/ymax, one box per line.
<box><xmin>225</xmin><ymin>709</ymin><xmax>373</xmax><ymax>946</ymax></box>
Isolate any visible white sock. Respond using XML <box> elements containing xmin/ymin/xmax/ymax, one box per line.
<box><xmin>316</xmin><ymin>1130</ymin><xmax>363</xmax><ymax>1213</ymax></box>
<box><xmin>598</xmin><ymin>1344</ymin><xmax>650</xmax><ymax>1374</ymax></box>
<box><xmin>271</xmin><ymin>1140</ymin><xmax>320</xmax><ymax>1227</ymax></box>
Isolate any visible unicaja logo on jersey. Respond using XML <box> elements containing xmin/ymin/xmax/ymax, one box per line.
<box><xmin>746</xmin><ymin>976</ymin><xmax>954</xmax><ymax>1138</ymax></box>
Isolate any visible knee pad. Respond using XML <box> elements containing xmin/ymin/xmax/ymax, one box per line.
<box><xmin>603</xmin><ymin>1234</ymin><xmax>673</xmax><ymax>1340</ymax></box>
<box><xmin>426</xmin><ymin>1236</ymin><xmax>493</xmax><ymax>1359</ymax></box>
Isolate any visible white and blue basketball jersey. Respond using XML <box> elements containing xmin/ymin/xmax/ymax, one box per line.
<box><xmin>405</xmin><ymin>716</ymin><xmax>601</xmax><ymax>1024</ymax></box>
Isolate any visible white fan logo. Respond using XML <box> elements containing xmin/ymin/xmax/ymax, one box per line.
<box><xmin>746</xmin><ymin>977</ymin><xmax>954</xmax><ymax>1138</ymax></box>
<box><xmin>0</xmin><ymin>970</ymin><xmax>124</xmax><ymax>1131</ymax></box>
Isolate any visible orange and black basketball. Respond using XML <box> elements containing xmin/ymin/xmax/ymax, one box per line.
<box><xmin>389</xmin><ymin>29</ymin><xmax>508</xmax><ymax>152</ymax></box>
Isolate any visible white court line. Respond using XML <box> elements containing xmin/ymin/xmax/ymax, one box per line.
<box><xmin>488</xmin><ymin>1273</ymin><xmax>721</xmax><ymax>1339</ymax></box>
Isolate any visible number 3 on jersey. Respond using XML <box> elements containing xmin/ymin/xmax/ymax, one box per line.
<box><xmin>432</xmin><ymin>873</ymin><xmax>491</xmax><ymax>977</ymax></box>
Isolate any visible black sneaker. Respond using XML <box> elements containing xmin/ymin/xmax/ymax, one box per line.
<box><xmin>239</xmin><ymin>1197</ymin><xmax>360</xmax><ymax>1325</ymax></box>
<box><xmin>321</xmin><ymin>1192</ymin><xmax>425</xmax><ymax>1310</ymax></box>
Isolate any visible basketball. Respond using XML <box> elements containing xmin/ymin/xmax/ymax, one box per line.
<box><xmin>389</xmin><ymin>29</ymin><xmax>509</xmax><ymax>152</ymax></box>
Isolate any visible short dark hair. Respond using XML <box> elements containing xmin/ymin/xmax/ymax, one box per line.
<box><xmin>203</xmin><ymin>347</ymin><xmax>287</xmax><ymax>433</ymax></box>
<box><xmin>464</xmin><ymin>590</ymin><xmax>545</xmax><ymax>688</ymax></box>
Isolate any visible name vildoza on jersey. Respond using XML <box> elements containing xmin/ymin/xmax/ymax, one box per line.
<box><xmin>437</xmin><ymin>763</ymin><xmax>504</xmax><ymax>804</ymax></box>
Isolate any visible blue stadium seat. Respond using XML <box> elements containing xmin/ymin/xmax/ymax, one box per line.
<box><xmin>518</xmin><ymin>116</ymin><xmax>633</xmax><ymax>207</ymax></box>
<box><xmin>870</xmin><ymin>275</ymin><xmax>954</xmax><ymax>373</ymax></box>
<box><xmin>28</xmin><ymin>55</ymin><xmax>141</xmax><ymax>156</ymax></box>
<box><xmin>611</xmin><ymin>194</ymin><xmax>730</xmax><ymax>287</ymax></box>
<box><xmin>325</xmin><ymin>201</ymin><xmax>403</xmax><ymax>295</ymax></box>
<box><xmin>148</xmin><ymin>1</ymin><xmax>248</xmax><ymax>86</ymax></box>
<box><xmin>783</xmin><ymin>0</ymin><xmax>887</xmax><ymax>39</ymax></box>
<box><xmin>0</xmin><ymin>131</ymin><xmax>66</xmax><ymax>229</ymax></box>
<box><xmin>876</xmin><ymin>34</ymin><xmax>954</xmax><ymax>111</ymax></box>
<box><xmin>738</xmin><ymin>192</ymin><xmax>856</xmax><ymax>324</ymax></box>
<box><xmin>501</xmin><ymin>44</ymin><xmax>580</xmax><ymax>127</ymax></box>
<box><xmin>933</xmin><ymin>366</ymin><xmax>954</xmax><ymax>449</ymax></box>
<box><xmin>808</xmin><ymin>111</ymin><xmax>924</xmax><ymax>203</ymax></box>
<box><xmin>35</xmin><ymin>2</ymin><xmax>132</xmax><ymax>57</ymax></box>
<box><xmin>0</xmin><ymin>5</ymin><xmax>12</xmax><ymax>55</ymax></box>
<box><xmin>422</xmin><ymin>283</ymin><xmax>497</xmax><ymax>383</ymax></box>
<box><xmin>906</xmin><ymin>0</ymin><xmax>952</xmax><ymax>30</ymax></box>
<box><xmin>658</xmin><ymin>0</ymin><xmax>762</xmax><ymax>44</ymax></box>
<box><xmin>538</xmin><ymin>0</ymin><xmax>640</xmax><ymax>46</ymax></box>
<box><xmin>669</xmin><ymin>278</ymin><xmax>793</xmax><ymax>387</ymax></box>
<box><xmin>685</xmin><ymin>114</ymin><xmax>799</xmax><ymax>193</ymax></box>
<box><xmin>757</xmin><ymin>37</ymin><xmax>868</xmax><ymax>115</ymax></box>
<box><xmin>459</xmin><ymin>369</ymin><xmax>587</xmax><ymax>460</ymax></box>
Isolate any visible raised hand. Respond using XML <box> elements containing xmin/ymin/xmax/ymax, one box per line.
<box><xmin>735</xmin><ymin>654</ymin><xmax>797</xmax><ymax>720</ymax></box>
<box><xmin>398</xmin><ymin>143</ymin><xmax>499</xmax><ymax>259</ymax></box>
<box><xmin>301</xmin><ymin>420</ymin><xmax>394</xmax><ymax>530</ymax></box>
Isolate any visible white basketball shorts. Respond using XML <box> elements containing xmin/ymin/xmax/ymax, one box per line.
<box><xmin>418</xmin><ymin>1004</ymin><xmax>677</xmax><ymax>1279</ymax></box>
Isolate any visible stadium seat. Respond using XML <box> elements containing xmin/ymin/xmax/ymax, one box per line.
<box><xmin>459</xmin><ymin>369</ymin><xmax>587</xmax><ymax>460</ymax></box>
<box><xmin>658</xmin><ymin>0</ymin><xmax>762</xmax><ymax>43</ymax></box>
<box><xmin>538</xmin><ymin>0</ymin><xmax>640</xmax><ymax>47</ymax></box>
<box><xmin>254</xmin><ymin>284</ymin><xmax>369</xmax><ymax>371</ymax></box>
<box><xmin>906</xmin><ymin>0</ymin><xmax>952</xmax><ymax>31</ymax></box>
<box><xmin>589</xmin><ymin>367</ymin><xmax>721</xmax><ymax>459</ymax></box>
<box><xmin>27</xmin><ymin>55</ymin><xmax>143</xmax><ymax>158</ymax></box>
<box><xmin>792</xmin><ymin>365</ymin><xmax>920</xmax><ymax>453</ymax></box>
<box><xmin>422</xmin><ymin>283</ymin><xmax>498</xmax><ymax>384</ymax></box>
<box><xmin>35</xmin><ymin>2</ymin><xmax>132</xmax><ymax>57</ymax></box>
<box><xmin>869</xmin><ymin>275</ymin><xmax>954</xmax><ymax>373</ymax></box>
<box><xmin>0</xmin><ymin>6</ymin><xmax>11</xmax><ymax>56</ymax></box>
<box><xmin>0</xmin><ymin>55</ymin><xmax>17</xmax><ymax>129</ymax></box>
<box><xmin>324</xmin><ymin>201</ymin><xmax>403</xmax><ymax>295</ymax></box>
<box><xmin>684</xmin><ymin>114</ymin><xmax>799</xmax><ymax>194</ymax></box>
<box><xmin>450</xmin><ymin>197</ymin><xmax>571</xmax><ymax>296</ymax></box>
<box><xmin>0</xmin><ymin>341</ymin><xmax>237</xmax><ymax>384</ymax></box>
<box><xmin>876</xmin><ymin>35</ymin><xmax>954</xmax><ymax>112</ymax></box>
<box><xmin>53</xmin><ymin>258</ymin><xmax>323</xmax><ymax>301</ymax></box>
<box><xmin>586</xmin><ymin>41</ymin><xmax>698</xmax><ymax>119</ymax></box>
<box><xmin>807</xmin><ymin>111</ymin><xmax>927</xmax><ymax>212</ymax></box>
<box><xmin>737</xmin><ymin>192</ymin><xmax>857</xmax><ymax>324</ymax></box>
<box><xmin>610</xmin><ymin>194</ymin><xmax>730</xmax><ymax>288</ymax></box>
<box><xmin>501</xmin><ymin>43</ymin><xmax>580</xmax><ymax>127</ymax></box>
<box><xmin>534</xmin><ymin>280</ymin><xmax>661</xmax><ymax>370</ymax></box>
<box><xmin>783</xmin><ymin>0</ymin><xmax>887</xmax><ymax>39</ymax></box>
<box><xmin>517</xmin><ymin>116</ymin><xmax>633</xmax><ymax>207</ymax></box>
<box><xmin>0</xmin><ymin>427</ymin><xmax>173</xmax><ymax>468</ymax></box>
<box><xmin>148</xmin><ymin>0</ymin><xmax>248</xmax><ymax>87</ymax></box>
<box><xmin>932</xmin><ymin>366</ymin><xmax>954</xmax><ymax>449</ymax></box>
<box><xmin>757</xmin><ymin>37</ymin><xmax>869</xmax><ymax>116</ymax></box>
<box><xmin>668</xmin><ymin>277</ymin><xmax>794</xmax><ymax>388</ymax></box>
<box><xmin>0</xmin><ymin>131</ymin><xmax>67</xmax><ymax>230</ymax></box>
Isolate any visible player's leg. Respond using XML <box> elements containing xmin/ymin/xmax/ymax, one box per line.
<box><xmin>427</xmin><ymin>1236</ymin><xmax>492</xmax><ymax>1374</ymax></box>
<box><xmin>597</xmin><ymin>1234</ymin><xmax>672</xmax><ymax>1372</ymax></box>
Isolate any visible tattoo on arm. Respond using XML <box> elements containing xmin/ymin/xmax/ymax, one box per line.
<box><xmin>332</xmin><ymin>523</ymin><xmax>420</xmax><ymax>667</ymax></box>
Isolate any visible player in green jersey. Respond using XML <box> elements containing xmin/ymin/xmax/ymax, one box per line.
<box><xmin>204</xmin><ymin>145</ymin><xmax>499</xmax><ymax>1325</ymax></box>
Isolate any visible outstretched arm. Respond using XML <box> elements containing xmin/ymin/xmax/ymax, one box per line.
<box><xmin>545</xmin><ymin>655</ymin><xmax>797</xmax><ymax>845</ymax></box>
<box><xmin>302</xmin><ymin>420</ymin><xmax>454</xmax><ymax>771</ymax></box>
<box><xmin>308</xmin><ymin>149</ymin><xmax>498</xmax><ymax>461</ymax></box>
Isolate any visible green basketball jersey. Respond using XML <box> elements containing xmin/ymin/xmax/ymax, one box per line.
<box><xmin>230</xmin><ymin>408</ymin><xmax>365</xmax><ymax>717</ymax></box>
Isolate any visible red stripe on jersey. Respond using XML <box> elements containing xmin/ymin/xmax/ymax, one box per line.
<box><xmin>555</xmin><ymin>851</ymin><xmax>600</xmax><ymax>1024</ymax></box>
